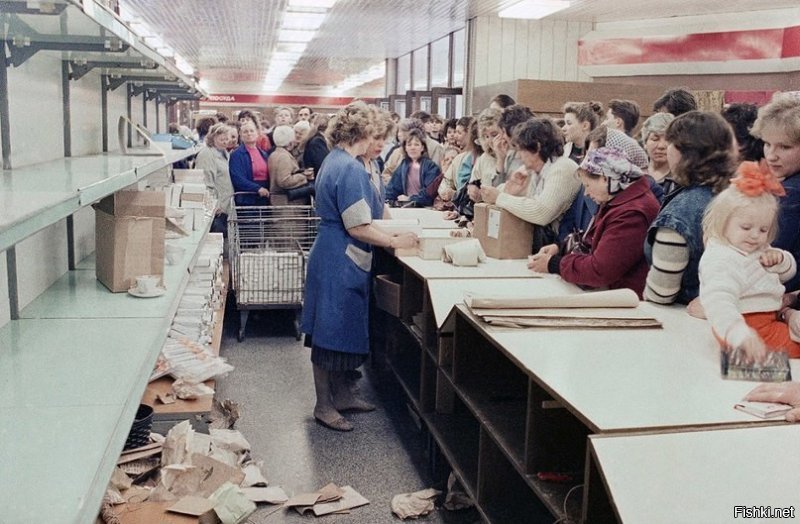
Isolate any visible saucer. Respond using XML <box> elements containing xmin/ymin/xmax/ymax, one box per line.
<box><xmin>128</xmin><ymin>286</ymin><xmax>166</xmax><ymax>298</ymax></box>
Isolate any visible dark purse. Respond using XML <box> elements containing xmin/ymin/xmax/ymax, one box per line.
<box><xmin>451</xmin><ymin>181</ymin><xmax>477</xmax><ymax>220</ymax></box>
<box><xmin>286</xmin><ymin>180</ymin><xmax>315</xmax><ymax>201</ymax></box>
<box><xmin>561</xmin><ymin>228</ymin><xmax>591</xmax><ymax>255</ymax></box>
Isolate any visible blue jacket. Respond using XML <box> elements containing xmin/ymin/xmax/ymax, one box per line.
<box><xmin>775</xmin><ymin>172</ymin><xmax>800</xmax><ymax>291</ymax></box>
<box><xmin>644</xmin><ymin>184</ymin><xmax>715</xmax><ymax>304</ymax></box>
<box><xmin>385</xmin><ymin>157</ymin><xmax>440</xmax><ymax>206</ymax></box>
<box><xmin>229</xmin><ymin>143</ymin><xmax>270</xmax><ymax>206</ymax></box>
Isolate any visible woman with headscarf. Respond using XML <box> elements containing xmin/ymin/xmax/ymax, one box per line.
<box><xmin>529</xmin><ymin>147</ymin><xmax>660</xmax><ymax>298</ymax></box>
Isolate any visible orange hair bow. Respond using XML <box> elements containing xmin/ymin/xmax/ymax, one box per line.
<box><xmin>731</xmin><ymin>160</ymin><xmax>786</xmax><ymax>197</ymax></box>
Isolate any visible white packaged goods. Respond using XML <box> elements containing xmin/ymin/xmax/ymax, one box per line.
<box><xmin>236</xmin><ymin>250</ymin><xmax>304</xmax><ymax>305</ymax></box>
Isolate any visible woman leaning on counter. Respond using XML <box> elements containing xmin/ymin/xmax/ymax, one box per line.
<box><xmin>194</xmin><ymin>122</ymin><xmax>235</xmax><ymax>234</ymax></box>
<box><xmin>301</xmin><ymin>101</ymin><xmax>418</xmax><ymax>433</ymax></box>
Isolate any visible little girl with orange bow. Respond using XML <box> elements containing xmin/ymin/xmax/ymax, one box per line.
<box><xmin>699</xmin><ymin>161</ymin><xmax>800</xmax><ymax>362</ymax></box>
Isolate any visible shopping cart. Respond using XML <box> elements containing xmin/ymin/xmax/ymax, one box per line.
<box><xmin>227</xmin><ymin>194</ymin><xmax>319</xmax><ymax>341</ymax></box>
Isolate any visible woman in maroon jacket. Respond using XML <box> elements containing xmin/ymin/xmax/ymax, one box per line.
<box><xmin>528</xmin><ymin>146</ymin><xmax>659</xmax><ymax>297</ymax></box>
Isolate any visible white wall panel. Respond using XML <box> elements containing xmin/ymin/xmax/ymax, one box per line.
<box><xmin>473</xmin><ymin>17</ymin><xmax>490</xmax><ymax>88</ymax></box>
<box><xmin>486</xmin><ymin>17</ymin><xmax>503</xmax><ymax>84</ymax></box>
<box><xmin>73</xmin><ymin>206</ymin><xmax>96</xmax><ymax>266</ymax></box>
<box><xmin>7</xmin><ymin>54</ymin><xmax>62</xmax><ymax>168</ymax></box>
<box><xmin>472</xmin><ymin>16</ymin><xmax>592</xmax><ymax>88</ymax></box>
<box><xmin>514</xmin><ymin>19</ymin><xmax>530</xmax><ymax>80</ymax></box>
<box><xmin>145</xmin><ymin>98</ymin><xmax>156</xmax><ymax>133</ymax></box>
<box><xmin>0</xmin><ymin>253</ymin><xmax>9</xmax><ymax>330</ymax></box>
<box><xmin>500</xmin><ymin>19</ymin><xmax>517</xmax><ymax>83</ymax></box>
<box><xmin>107</xmin><ymin>85</ymin><xmax>129</xmax><ymax>153</ymax></box>
<box><xmin>71</xmin><ymin>70</ymin><xmax>103</xmax><ymax>157</ymax></box>
<box><xmin>15</xmin><ymin>220</ymin><xmax>69</xmax><ymax>311</ymax></box>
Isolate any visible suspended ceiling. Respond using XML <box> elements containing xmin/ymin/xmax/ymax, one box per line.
<box><xmin>118</xmin><ymin>0</ymin><xmax>800</xmax><ymax>97</ymax></box>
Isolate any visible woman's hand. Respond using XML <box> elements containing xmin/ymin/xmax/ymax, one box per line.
<box><xmin>467</xmin><ymin>184</ymin><xmax>481</xmax><ymax>202</ymax></box>
<box><xmin>686</xmin><ymin>297</ymin><xmax>706</xmax><ymax>319</ymax></box>
<box><xmin>504</xmin><ymin>167</ymin><xmax>529</xmax><ymax>196</ymax></box>
<box><xmin>745</xmin><ymin>382</ymin><xmax>800</xmax><ymax>422</ymax></box>
<box><xmin>738</xmin><ymin>334</ymin><xmax>767</xmax><ymax>364</ymax></box>
<box><xmin>391</xmin><ymin>232</ymin><xmax>418</xmax><ymax>250</ymax></box>
<box><xmin>441</xmin><ymin>187</ymin><xmax>455</xmax><ymax>201</ymax></box>
<box><xmin>443</xmin><ymin>210</ymin><xmax>459</xmax><ymax>220</ymax></box>
<box><xmin>257</xmin><ymin>187</ymin><xmax>270</xmax><ymax>198</ymax></box>
<box><xmin>304</xmin><ymin>168</ymin><xmax>315</xmax><ymax>180</ymax></box>
<box><xmin>493</xmin><ymin>134</ymin><xmax>509</xmax><ymax>160</ymax></box>
<box><xmin>397</xmin><ymin>194</ymin><xmax>410</xmax><ymax>202</ymax></box>
<box><xmin>760</xmin><ymin>248</ymin><xmax>784</xmax><ymax>268</ymax></box>
<box><xmin>480</xmin><ymin>186</ymin><xmax>499</xmax><ymax>205</ymax></box>
<box><xmin>527</xmin><ymin>245</ymin><xmax>558</xmax><ymax>273</ymax></box>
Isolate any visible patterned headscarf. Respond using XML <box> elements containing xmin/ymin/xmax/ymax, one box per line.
<box><xmin>605</xmin><ymin>128</ymin><xmax>649</xmax><ymax>173</ymax></box>
<box><xmin>581</xmin><ymin>146</ymin><xmax>644</xmax><ymax>194</ymax></box>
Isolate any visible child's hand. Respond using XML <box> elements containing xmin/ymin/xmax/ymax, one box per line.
<box><xmin>739</xmin><ymin>334</ymin><xmax>767</xmax><ymax>364</ymax></box>
<box><xmin>760</xmin><ymin>248</ymin><xmax>784</xmax><ymax>267</ymax></box>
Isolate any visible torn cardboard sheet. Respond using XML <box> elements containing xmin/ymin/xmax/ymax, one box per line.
<box><xmin>210</xmin><ymin>482</ymin><xmax>256</xmax><ymax>524</ymax></box>
<box><xmin>190</xmin><ymin>432</ymin><xmax>213</xmax><ymax>457</ymax></box>
<box><xmin>167</xmin><ymin>496</ymin><xmax>216</xmax><ymax>517</ymax></box>
<box><xmin>312</xmin><ymin>485</ymin><xmax>369</xmax><ymax>517</ymax></box>
<box><xmin>150</xmin><ymin>464</ymin><xmax>205</xmax><ymax>501</ymax></box>
<box><xmin>162</xmin><ymin>421</ymin><xmax>194</xmax><ymax>467</ymax></box>
<box><xmin>192</xmin><ymin>454</ymin><xmax>245</xmax><ymax>498</ymax></box>
<box><xmin>157</xmin><ymin>392</ymin><xmax>177</xmax><ymax>404</ymax></box>
<box><xmin>241</xmin><ymin>486</ymin><xmax>289</xmax><ymax>504</ymax></box>
<box><xmin>391</xmin><ymin>488</ymin><xmax>441</xmax><ymax>520</ymax></box>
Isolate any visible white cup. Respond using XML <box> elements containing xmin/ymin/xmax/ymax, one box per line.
<box><xmin>136</xmin><ymin>275</ymin><xmax>160</xmax><ymax>294</ymax></box>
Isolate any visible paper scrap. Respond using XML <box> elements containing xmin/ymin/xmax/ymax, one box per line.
<box><xmin>109</xmin><ymin>467</ymin><xmax>132</xmax><ymax>491</ymax></box>
<box><xmin>167</xmin><ymin>496</ymin><xmax>215</xmax><ymax>516</ymax></box>
<box><xmin>391</xmin><ymin>488</ymin><xmax>441</xmax><ymax>519</ymax></box>
<box><xmin>444</xmin><ymin>473</ymin><xmax>473</xmax><ymax>511</ymax></box>
<box><xmin>313</xmin><ymin>485</ymin><xmax>369</xmax><ymax>517</ymax></box>
<box><xmin>209</xmin><ymin>429</ymin><xmax>251</xmax><ymax>453</ymax></box>
<box><xmin>284</xmin><ymin>492</ymin><xmax>322</xmax><ymax>508</ymax></box>
<box><xmin>157</xmin><ymin>392</ymin><xmax>177</xmax><ymax>404</ymax></box>
<box><xmin>241</xmin><ymin>486</ymin><xmax>289</xmax><ymax>504</ymax></box>
<box><xmin>209</xmin><ymin>399</ymin><xmax>240</xmax><ymax>430</ymax></box>
<box><xmin>173</xmin><ymin>379</ymin><xmax>214</xmax><ymax>400</ymax></box>
<box><xmin>241</xmin><ymin>463</ymin><xmax>268</xmax><ymax>487</ymax></box>
<box><xmin>316</xmin><ymin>482</ymin><xmax>345</xmax><ymax>503</ymax></box>
<box><xmin>209</xmin><ymin>482</ymin><xmax>256</xmax><ymax>524</ymax></box>
<box><xmin>162</xmin><ymin>420</ymin><xmax>193</xmax><ymax>466</ymax></box>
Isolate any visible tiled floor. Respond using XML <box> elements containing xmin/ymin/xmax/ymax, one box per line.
<box><xmin>216</xmin><ymin>309</ymin><xmax>482</xmax><ymax>524</ymax></box>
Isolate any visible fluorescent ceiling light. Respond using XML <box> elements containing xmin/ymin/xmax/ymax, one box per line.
<box><xmin>282</xmin><ymin>11</ymin><xmax>327</xmax><ymax>30</ymax></box>
<box><xmin>499</xmin><ymin>0</ymin><xmax>570</xmax><ymax>19</ymax></box>
<box><xmin>276</xmin><ymin>42</ymin><xmax>307</xmax><ymax>54</ymax></box>
<box><xmin>288</xmin><ymin>0</ymin><xmax>336</xmax><ymax>8</ymax></box>
<box><xmin>278</xmin><ymin>29</ymin><xmax>317</xmax><ymax>43</ymax></box>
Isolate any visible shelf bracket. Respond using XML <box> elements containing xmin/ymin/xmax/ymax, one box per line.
<box><xmin>68</xmin><ymin>59</ymin><xmax>158</xmax><ymax>81</ymax></box>
<box><xmin>4</xmin><ymin>14</ymin><xmax>128</xmax><ymax>68</ymax></box>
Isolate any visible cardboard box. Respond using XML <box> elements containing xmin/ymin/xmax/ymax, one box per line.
<box><xmin>472</xmin><ymin>203</ymin><xmax>533</xmax><ymax>259</ymax></box>
<box><xmin>417</xmin><ymin>230</ymin><xmax>471</xmax><ymax>260</ymax></box>
<box><xmin>173</xmin><ymin>169</ymin><xmax>205</xmax><ymax>184</ymax></box>
<box><xmin>374</xmin><ymin>274</ymin><xmax>402</xmax><ymax>317</ymax></box>
<box><xmin>95</xmin><ymin>190</ymin><xmax>166</xmax><ymax>292</ymax></box>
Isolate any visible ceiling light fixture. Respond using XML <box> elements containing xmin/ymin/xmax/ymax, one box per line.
<box><xmin>282</xmin><ymin>11</ymin><xmax>327</xmax><ymax>30</ymax></box>
<box><xmin>288</xmin><ymin>0</ymin><xmax>337</xmax><ymax>9</ymax></box>
<box><xmin>498</xmin><ymin>0</ymin><xmax>571</xmax><ymax>20</ymax></box>
<box><xmin>278</xmin><ymin>29</ymin><xmax>317</xmax><ymax>43</ymax></box>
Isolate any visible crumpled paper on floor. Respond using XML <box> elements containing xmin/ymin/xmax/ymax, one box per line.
<box><xmin>241</xmin><ymin>463</ymin><xmax>268</xmax><ymax>487</ymax></box>
<box><xmin>209</xmin><ymin>399</ymin><xmax>240</xmax><ymax>430</ymax></box>
<box><xmin>210</xmin><ymin>482</ymin><xmax>256</xmax><ymax>524</ymax></box>
<box><xmin>443</xmin><ymin>473</ymin><xmax>473</xmax><ymax>511</ymax></box>
<box><xmin>149</xmin><ymin>464</ymin><xmax>204</xmax><ymax>502</ymax></box>
<box><xmin>162</xmin><ymin>420</ymin><xmax>194</xmax><ymax>466</ymax></box>
<box><xmin>391</xmin><ymin>488</ymin><xmax>441</xmax><ymax>519</ymax></box>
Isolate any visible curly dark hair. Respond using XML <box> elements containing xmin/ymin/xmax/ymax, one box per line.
<box><xmin>499</xmin><ymin>104</ymin><xmax>535</xmax><ymax>136</ymax></box>
<box><xmin>512</xmin><ymin>118</ymin><xmax>565</xmax><ymax>162</ymax></box>
<box><xmin>402</xmin><ymin>128</ymin><xmax>429</xmax><ymax>159</ymax></box>
<box><xmin>721</xmin><ymin>103</ymin><xmax>764</xmax><ymax>162</ymax></box>
<box><xmin>563</xmin><ymin>101</ymin><xmax>604</xmax><ymax>130</ymax></box>
<box><xmin>665</xmin><ymin>111</ymin><xmax>734</xmax><ymax>193</ymax></box>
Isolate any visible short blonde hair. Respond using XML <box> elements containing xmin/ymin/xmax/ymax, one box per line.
<box><xmin>702</xmin><ymin>186</ymin><xmax>780</xmax><ymax>245</ymax></box>
<box><xmin>368</xmin><ymin>104</ymin><xmax>394</xmax><ymax>140</ymax></box>
<box><xmin>326</xmin><ymin>101</ymin><xmax>374</xmax><ymax>146</ymax></box>
<box><xmin>751</xmin><ymin>92</ymin><xmax>800</xmax><ymax>144</ymax></box>
<box><xmin>204</xmin><ymin>123</ymin><xmax>232</xmax><ymax>147</ymax></box>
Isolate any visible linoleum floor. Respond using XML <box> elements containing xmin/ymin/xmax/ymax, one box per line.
<box><xmin>216</xmin><ymin>309</ymin><xmax>481</xmax><ymax>524</ymax></box>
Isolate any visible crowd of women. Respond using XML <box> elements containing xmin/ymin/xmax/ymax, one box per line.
<box><xmin>191</xmin><ymin>89</ymin><xmax>800</xmax><ymax>430</ymax></box>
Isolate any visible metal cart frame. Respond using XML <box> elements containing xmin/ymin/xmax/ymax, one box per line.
<box><xmin>227</xmin><ymin>195</ymin><xmax>319</xmax><ymax>341</ymax></box>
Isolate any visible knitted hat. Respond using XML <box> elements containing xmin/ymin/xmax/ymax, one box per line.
<box><xmin>581</xmin><ymin>146</ymin><xmax>644</xmax><ymax>194</ymax></box>
<box><xmin>606</xmin><ymin>128</ymin><xmax>649</xmax><ymax>172</ymax></box>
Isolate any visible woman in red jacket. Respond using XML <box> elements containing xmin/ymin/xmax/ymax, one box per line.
<box><xmin>528</xmin><ymin>146</ymin><xmax>659</xmax><ymax>298</ymax></box>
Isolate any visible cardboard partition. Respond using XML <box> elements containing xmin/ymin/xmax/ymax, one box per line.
<box><xmin>95</xmin><ymin>212</ymin><xmax>166</xmax><ymax>292</ymax></box>
<box><xmin>472</xmin><ymin>203</ymin><xmax>533</xmax><ymax>259</ymax></box>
